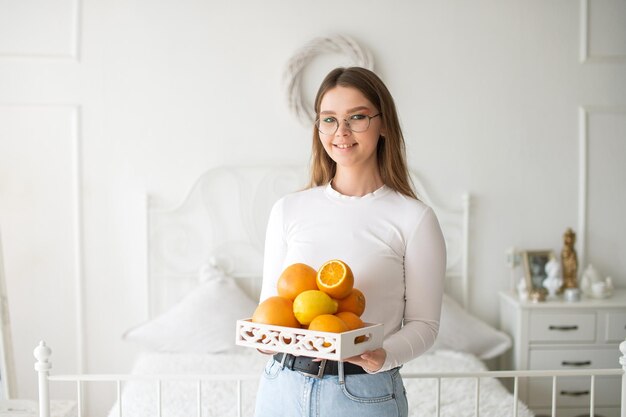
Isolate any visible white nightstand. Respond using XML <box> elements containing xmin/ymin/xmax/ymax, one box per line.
<box><xmin>0</xmin><ymin>400</ymin><xmax>76</xmax><ymax>417</ymax></box>
<box><xmin>499</xmin><ymin>289</ymin><xmax>626</xmax><ymax>417</ymax></box>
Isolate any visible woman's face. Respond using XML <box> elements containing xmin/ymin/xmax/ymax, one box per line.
<box><xmin>317</xmin><ymin>86</ymin><xmax>383</xmax><ymax>172</ymax></box>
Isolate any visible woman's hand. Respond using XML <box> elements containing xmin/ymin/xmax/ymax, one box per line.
<box><xmin>345</xmin><ymin>348</ymin><xmax>386</xmax><ymax>372</ymax></box>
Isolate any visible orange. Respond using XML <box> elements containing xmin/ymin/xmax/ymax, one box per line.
<box><xmin>335</xmin><ymin>311</ymin><xmax>364</xmax><ymax>331</ymax></box>
<box><xmin>316</xmin><ymin>259</ymin><xmax>354</xmax><ymax>299</ymax></box>
<box><xmin>276</xmin><ymin>263</ymin><xmax>318</xmax><ymax>300</ymax></box>
<box><xmin>335</xmin><ymin>288</ymin><xmax>366</xmax><ymax>316</ymax></box>
<box><xmin>308</xmin><ymin>314</ymin><xmax>349</xmax><ymax>333</ymax></box>
<box><xmin>292</xmin><ymin>290</ymin><xmax>338</xmax><ymax>325</ymax></box>
<box><xmin>252</xmin><ymin>296</ymin><xmax>300</xmax><ymax>328</ymax></box>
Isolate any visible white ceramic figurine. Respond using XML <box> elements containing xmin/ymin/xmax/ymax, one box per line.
<box><xmin>543</xmin><ymin>256</ymin><xmax>562</xmax><ymax>299</ymax></box>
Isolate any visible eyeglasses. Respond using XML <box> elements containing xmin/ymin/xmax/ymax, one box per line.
<box><xmin>315</xmin><ymin>113</ymin><xmax>382</xmax><ymax>135</ymax></box>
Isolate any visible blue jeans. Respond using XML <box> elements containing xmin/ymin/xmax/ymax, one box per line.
<box><xmin>254</xmin><ymin>358</ymin><xmax>408</xmax><ymax>417</ymax></box>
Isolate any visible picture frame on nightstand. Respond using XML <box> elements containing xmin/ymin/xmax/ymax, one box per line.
<box><xmin>521</xmin><ymin>250</ymin><xmax>555</xmax><ymax>293</ymax></box>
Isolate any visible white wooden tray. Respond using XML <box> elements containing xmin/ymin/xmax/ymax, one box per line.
<box><xmin>235</xmin><ymin>319</ymin><xmax>384</xmax><ymax>360</ymax></box>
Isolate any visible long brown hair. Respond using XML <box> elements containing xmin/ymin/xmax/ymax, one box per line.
<box><xmin>308</xmin><ymin>67</ymin><xmax>417</xmax><ymax>199</ymax></box>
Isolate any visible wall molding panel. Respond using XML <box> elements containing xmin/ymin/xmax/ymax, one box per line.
<box><xmin>0</xmin><ymin>104</ymin><xmax>85</xmax><ymax>378</ymax></box>
<box><xmin>577</xmin><ymin>106</ymin><xmax>626</xmax><ymax>270</ymax></box>
<box><xmin>0</xmin><ymin>0</ymin><xmax>82</xmax><ymax>60</ymax></box>
<box><xmin>580</xmin><ymin>0</ymin><xmax>626</xmax><ymax>63</ymax></box>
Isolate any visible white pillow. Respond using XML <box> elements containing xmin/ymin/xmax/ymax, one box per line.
<box><xmin>432</xmin><ymin>294</ymin><xmax>512</xmax><ymax>360</ymax></box>
<box><xmin>122</xmin><ymin>276</ymin><xmax>257</xmax><ymax>353</ymax></box>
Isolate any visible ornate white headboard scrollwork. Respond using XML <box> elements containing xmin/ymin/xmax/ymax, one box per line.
<box><xmin>146</xmin><ymin>166</ymin><xmax>307</xmax><ymax>318</ymax></box>
<box><xmin>145</xmin><ymin>166</ymin><xmax>471</xmax><ymax>318</ymax></box>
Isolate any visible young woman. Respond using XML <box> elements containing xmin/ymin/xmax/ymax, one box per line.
<box><xmin>255</xmin><ymin>67</ymin><xmax>447</xmax><ymax>417</ymax></box>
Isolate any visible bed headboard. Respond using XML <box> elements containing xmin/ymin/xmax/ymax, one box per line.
<box><xmin>145</xmin><ymin>165</ymin><xmax>471</xmax><ymax>318</ymax></box>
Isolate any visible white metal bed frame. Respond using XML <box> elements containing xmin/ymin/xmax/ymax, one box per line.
<box><xmin>33</xmin><ymin>340</ymin><xmax>626</xmax><ymax>417</ymax></box>
<box><xmin>31</xmin><ymin>166</ymin><xmax>626</xmax><ymax>416</ymax></box>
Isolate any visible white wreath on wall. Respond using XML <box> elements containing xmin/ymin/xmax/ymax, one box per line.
<box><xmin>283</xmin><ymin>35</ymin><xmax>375</xmax><ymax>126</ymax></box>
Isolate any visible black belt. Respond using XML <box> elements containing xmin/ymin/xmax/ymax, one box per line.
<box><xmin>273</xmin><ymin>353</ymin><xmax>367</xmax><ymax>378</ymax></box>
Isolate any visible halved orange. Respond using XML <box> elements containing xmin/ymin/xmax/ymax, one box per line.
<box><xmin>316</xmin><ymin>259</ymin><xmax>354</xmax><ymax>299</ymax></box>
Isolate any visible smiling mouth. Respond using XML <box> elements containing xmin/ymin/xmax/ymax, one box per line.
<box><xmin>334</xmin><ymin>143</ymin><xmax>356</xmax><ymax>149</ymax></box>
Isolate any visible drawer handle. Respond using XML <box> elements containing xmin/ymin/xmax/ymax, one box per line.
<box><xmin>561</xmin><ymin>360</ymin><xmax>592</xmax><ymax>367</ymax></box>
<box><xmin>548</xmin><ymin>325</ymin><xmax>578</xmax><ymax>331</ymax></box>
<box><xmin>560</xmin><ymin>390</ymin><xmax>590</xmax><ymax>397</ymax></box>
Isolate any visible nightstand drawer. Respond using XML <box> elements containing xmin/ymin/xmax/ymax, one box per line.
<box><xmin>605</xmin><ymin>312</ymin><xmax>626</xmax><ymax>342</ymax></box>
<box><xmin>528</xmin><ymin>375</ymin><xmax>620</xmax><ymax>408</ymax></box>
<box><xmin>532</xmin><ymin>406</ymin><xmax>620</xmax><ymax>417</ymax></box>
<box><xmin>529</xmin><ymin>349</ymin><xmax>618</xmax><ymax>370</ymax></box>
<box><xmin>529</xmin><ymin>313</ymin><xmax>595</xmax><ymax>342</ymax></box>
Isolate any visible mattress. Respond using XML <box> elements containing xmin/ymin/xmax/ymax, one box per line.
<box><xmin>107</xmin><ymin>348</ymin><xmax>533</xmax><ymax>417</ymax></box>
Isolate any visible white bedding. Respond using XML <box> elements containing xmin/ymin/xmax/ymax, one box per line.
<box><xmin>107</xmin><ymin>348</ymin><xmax>533</xmax><ymax>417</ymax></box>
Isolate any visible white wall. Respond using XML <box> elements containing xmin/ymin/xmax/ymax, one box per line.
<box><xmin>0</xmin><ymin>0</ymin><xmax>625</xmax><ymax>413</ymax></box>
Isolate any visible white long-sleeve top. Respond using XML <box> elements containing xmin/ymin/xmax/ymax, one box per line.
<box><xmin>260</xmin><ymin>183</ymin><xmax>447</xmax><ymax>372</ymax></box>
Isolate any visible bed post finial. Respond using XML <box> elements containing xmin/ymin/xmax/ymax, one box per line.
<box><xmin>33</xmin><ymin>341</ymin><xmax>51</xmax><ymax>417</ymax></box>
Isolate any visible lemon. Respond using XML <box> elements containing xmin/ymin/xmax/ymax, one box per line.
<box><xmin>292</xmin><ymin>290</ymin><xmax>338</xmax><ymax>325</ymax></box>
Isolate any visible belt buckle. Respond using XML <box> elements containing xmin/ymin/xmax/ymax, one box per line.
<box><xmin>298</xmin><ymin>359</ymin><xmax>327</xmax><ymax>379</ymax></box>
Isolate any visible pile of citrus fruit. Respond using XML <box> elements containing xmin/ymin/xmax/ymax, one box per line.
<box><xmin>251</xmin><ymin>260</ymin><xmax>367</xmax><ymax>334</ymax></box>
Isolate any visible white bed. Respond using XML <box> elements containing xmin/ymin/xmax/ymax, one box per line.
<box><xmin>100</xmin><ymin>349</ymin><xmax>533</xmax><ymax>417</ymax></box>
<box><xmin>33</xmin><ymin>166</ymin><xmax>625</xmax><ymax>417</ymax></box>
